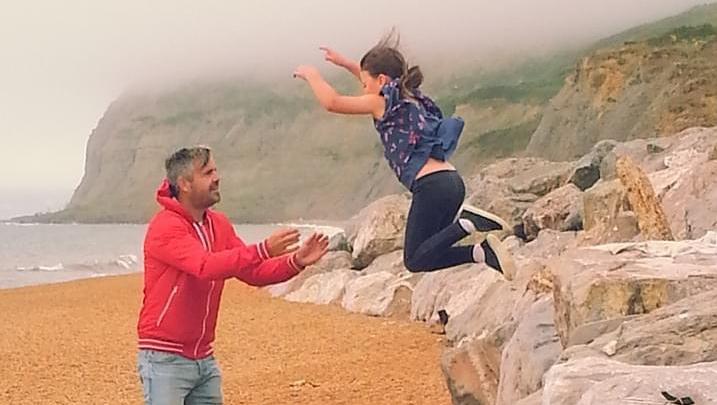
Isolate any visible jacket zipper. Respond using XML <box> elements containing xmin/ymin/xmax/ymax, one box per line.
<box><xmin>156</xmin><ymin>285</ymin><xmax>178</xmax><ymax>327</ymax></box>
<box><xmin>192</xmin><ymin>218</ymin><xmax>214</xmax><ymax>357</ymax></box>
<box><xmin>194</xmin><ymin>280</ymin><xmax>215</xmax><ymax>357</ymax></box>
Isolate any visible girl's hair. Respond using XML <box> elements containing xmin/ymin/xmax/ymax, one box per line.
<box><xmin>359</xmin><ymin>28</ymin><xmax>423</xmax><ymax>98</ymax></box>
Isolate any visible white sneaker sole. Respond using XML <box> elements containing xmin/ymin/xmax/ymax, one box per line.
<box><xmin>485</xmin><ymin>234</ymin><xmax>516</xmax><ymax>281</ymax></box>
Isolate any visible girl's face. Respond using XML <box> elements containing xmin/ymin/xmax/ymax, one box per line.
<box><xmin>360</xmin><ymin>70</ymin><xmax>390</xmax><ymax>95</ymax></box>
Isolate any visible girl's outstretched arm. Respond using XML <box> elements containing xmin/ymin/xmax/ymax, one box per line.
<box><xmin>294</xmin><ymin>65</ymin><xmax>384</xmax><ymax>117</ymax></box>
<box><xmin>320</xmin><ymin>47</ymin><xmax>361</xmax><ymax>81</ymax></box>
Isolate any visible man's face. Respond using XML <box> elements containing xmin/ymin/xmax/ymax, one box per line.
<box><xmin>182</xmin><ymin>156</ymin><xmax>221</xmax><ymax>209</ymax></box>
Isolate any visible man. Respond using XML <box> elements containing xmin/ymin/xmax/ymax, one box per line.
<box><xmin>136</xmin><ymin>146</ymin><xmax>329</xmax><ymax>405</ymax></box>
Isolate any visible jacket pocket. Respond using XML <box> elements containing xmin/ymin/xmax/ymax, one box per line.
<box><xmin>156</xmin><ymin>285</ymin><xmax>179</xmax><ymax>327</ymax></box>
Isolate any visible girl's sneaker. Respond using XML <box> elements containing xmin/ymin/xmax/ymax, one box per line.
<box><xmin>458</xmin><ymin>204</ymin><xmax>511</xmax><ymax>233</ymax></box>
<box><xmin>481</xmin><ymin>234</ymin><xmax>516</xmax><ymax>281</ymax></box>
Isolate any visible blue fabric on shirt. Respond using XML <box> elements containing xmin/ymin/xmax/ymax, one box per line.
<box><xmin>373</xmin><ymin>79</ymin><xmax>464</xmax><ymax>191</ymax></box>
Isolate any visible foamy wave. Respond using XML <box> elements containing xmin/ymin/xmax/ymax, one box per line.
<box><xmin>114</xmin><ymin>254</ymin><xmax>139</xmax><ymax>269</ymax></box>
<box><xmin>275</xmin><ymin>222</ymin><xmax>344</xmax><ymax>235</ymax></box>
<box><xmin>15</xmin><ymin>254</ymin><xmax>139</xmax><ymax>273</ymax></box>
<box><xmin>2</xmin><ymin>222</ymin><xmax>43</xmax><ymax>227</ymax></box>
<box><xmin>16</xmin><ymin>263</ymin><xmax>65</xmax><ymax>272</ymax></box>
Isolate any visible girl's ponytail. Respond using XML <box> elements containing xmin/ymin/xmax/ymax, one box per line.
<box><xmin>400</xmin><ymin>65</ymin><xmax>423</xmax><ymax>97</ymax></box>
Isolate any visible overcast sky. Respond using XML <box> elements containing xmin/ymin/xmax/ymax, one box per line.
<box><xmin>0</xmin><ymin>0</ymin><xmax>711</xmax><ymax>217</ymax></box>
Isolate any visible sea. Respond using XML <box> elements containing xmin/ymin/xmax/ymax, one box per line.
<box><xmin>0</xmin><ymin>222</ymin><xmax>342</xmax><ymax>290</ymax></box>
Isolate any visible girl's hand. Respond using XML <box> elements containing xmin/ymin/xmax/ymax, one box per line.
<box><xmin>319</xmin><ymin>47</ymin><xmax>347</xmax><ymax>67</ymax></box>
<box><xmin>293</xmin><ymin>65</ymin><xmax>319</xmax><ymax>81</ymax></box>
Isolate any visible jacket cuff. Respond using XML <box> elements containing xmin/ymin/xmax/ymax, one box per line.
<box><xmin>288</xmin><ymin>253</ymin><xmax>305</xmax><ymax>274</ymax></box>
<box><xmin>256</xmin><ymin>240</ymin><xmax>271</xmax><ymax>260</ymax></box>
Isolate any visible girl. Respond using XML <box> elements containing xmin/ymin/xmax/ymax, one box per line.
<box><xmin>293</xmin><ymin>32</ymin><xmax>516</xmax><ymax>280</ymax></box>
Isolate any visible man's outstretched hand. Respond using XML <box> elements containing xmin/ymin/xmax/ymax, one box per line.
<box><xmin>266</xmin><ymin>228</ymin><xmax>301</xmax><ymax>257</ymax></box>
<box><xmin>294</xmin><ymin>232</ymin><xmax>330</xmax><ymax>268</ymax></box>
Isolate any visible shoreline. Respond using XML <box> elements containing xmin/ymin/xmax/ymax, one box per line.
<box><xmin>0</xmin><ymin>267</ymin><xmax>143</xmax><ymax>292</ymax></box>
<box><xmin>3</xmin><ymin>217</ymin><xmax>348</xmax><ymax>230</ymax></box>
<box><xmin>1</xmin><ymin>221</ymin><xmax>345</xmax><ymax>292</ymax></box>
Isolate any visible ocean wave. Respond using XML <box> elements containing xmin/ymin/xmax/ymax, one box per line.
<box><xmin>2</xmin><ymin>222</ymin><xmax>44</xmax><ymax>227</ymax></box>
<box><xmin>15</xmin><ymin>254</ymin><xmax>139</xmax><ymax>273</ymax></box>
<box><xmin>16</xmin><ymin>263</ymin><xmax>65</xmax><ymax>272</ymax></box>
<box><xmin>274</xmin><ymin>222</ymin><xmax>344</xmax><ymax>235</ymax></box>
<box><xmin>1</xmin><ymin>221</ymin><xmax>87</xmax><ymax>227</ymax></box>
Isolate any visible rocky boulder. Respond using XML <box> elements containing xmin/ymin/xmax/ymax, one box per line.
<box><xmin>661</xmin><ymin>160</ymin><xmax>717</xmax><ymax>240</ymax></box>
<box><xmin>264</xmin><ymin>251</ymin><xmax>352</xmax><ymax>298</ymax></box>
<box><xmin>466</xmin><ymin>175</ymin><xmax>538</xmax><ymax>238</ymax></box>
<box><xmin>521</xmin><ymin>184</ymin><xmax>583</xmax><ymax>241</ymax></box>
<box><xmin>341</xmin><ymin>271</ymin><xmax>417</xmax><ymax>318</ymax></box>
<box><xmin>616</xmin><ymin>155</ymin><xmax>674</xmax><ymax>240</ymax></box>
<box><xmin>467</xmin><ymin>158</ymin><xmax>575</xmax><ymax>237</ymax></box>
<box><xmin>514</xmin><ymin>229</ymin><xmax>581</xmax><ymax>260</ymax></box>
<box><xmin>593</xmin><ymin>127</ymin><xmax>717</xmax><ymax>240</ymax></box>
<box><xmin>440</xmin><ymin>259</ymin><xmax>550</xmax><ymax>405</ymax></box>
<box><xmin>567</xmin><ymin>140</ymin><xmax>618</xmax><ymax>191</ymax></box>
<box><xmin>600</xmin><ymin>138</ymin><xmax>669</xmax><ymax>182</ymax></box>
<box><xmin>508</xmin><ymin>160</ymin><xmax>575</xmax><ymax>197</ymax></box>
<box><xmin>515</xmin><ymin>391</ymin><xmax>542</xmax><ymax>405</ymax></box>
<box><xmin>563</xmin><ymin>287</ymin><xmax>717</xmax><ymax>366</ymax></box>
<box><xmin>582</xmin><ymin>179</ymin><xmax>628</xmax><ymax>231</ymax></box>
<box><xmin>284</xmin><ymin>269</ymin><xmax>357</xmax><ymax>305</ymax></box>
<box><xmin>327</xmin><ymin>231</ymin><xmax>350</xmax><ymax>252</ymax></box>
<box><xmin>442</xmin><ymin>321</ymin><xmax>516</xmax><ymax>405</ymax></box>
<box><xmin>550</xmin><ymin>233</ymin><xmax>717</xmax><ymax>347</ymax></box>
<box><xmin>348</xmin><ymin>194</ymin><xmax>410</xmax><ymax>269</ymax></box>
<box><xmin>410</xmin><ymin>265</ymin><xmax>501</xmax><ymax>325</ymax></box>
<box><xmin>359</xmin><ymin>250</ymin><xmax>409</xmax><ymax>276</ymax></box>
<box><xmin>495</xmin><ymin>297</ymin><xmax>562</xmax><ymax>405</ymax></box>
<box><xmin>577</xmin><ymin>211</ymin><xmax>640</xmax><ymax>247</ymax></box>
<box><xmin>541</xmin><ymin>357</ymin><xmax>717</xmax><ymax>405</ymax></box>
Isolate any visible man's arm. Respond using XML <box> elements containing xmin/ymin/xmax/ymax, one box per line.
<box><xmin>228</xmin><ymin>229</ymin><xmax>304</xmax><ymax>287</ymax></box>
<box><xmin>235</xmin><ymin>254</ymin><xmax>304</xmax><ymax>287</ymax></box>
<box><xmin>145</xmin><ymin>218</ymin><xmax>269</xmax><ymax>281</ymax></box>
<box><xmin>228</xmin><ymin>229</ymin><xmax>330</xmax><ymax>287</ymax></box>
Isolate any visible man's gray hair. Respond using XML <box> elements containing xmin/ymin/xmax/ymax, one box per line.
<box><xmin>165</xmin><ymin>146</ymin><xmax>212</xmax><ymax>197</ymax></box>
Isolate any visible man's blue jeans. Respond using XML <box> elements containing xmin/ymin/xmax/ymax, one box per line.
<box><xmin>137</xmin><ymin>350</ymin><xmax>222</xmax><ymax>405</ymax></box>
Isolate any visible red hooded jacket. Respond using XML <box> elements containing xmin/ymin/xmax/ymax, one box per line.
<box><xmin>137</xmin><ymin>180</ymin><xmax>303</xmax><ymax>359</ymax></box>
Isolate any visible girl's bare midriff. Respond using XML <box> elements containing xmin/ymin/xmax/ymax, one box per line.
<box><xmin>416</xmin><ymin>157</ymin><xmax>456</xmax><ymax>179</ymax></box>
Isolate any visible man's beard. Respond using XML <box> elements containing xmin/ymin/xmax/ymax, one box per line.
<box><xmin>209</xmin><ymin>190</ymin><xmax>221</xmax><ymax>205</ymax></box>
